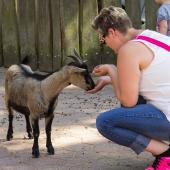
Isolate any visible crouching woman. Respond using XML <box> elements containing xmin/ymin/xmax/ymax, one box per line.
<box><xmin>88</xmin><ymin>6</ymin><xmax>170</xmax><ymax>170</ymax></box>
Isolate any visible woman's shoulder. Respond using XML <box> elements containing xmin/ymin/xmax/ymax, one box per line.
<box><xmin>119</xmin><ymin>29</ymin><xmax>158</xmax><ymax>54</ymax></box>
<box><xmin>118</xmin><ymin>42</ymin><xmax>143</xmax><ymax>63</ymax></box>
<box><xmin>119</xmin><ymin>40</ymin><xmax>144</xmax><ymax>54</ymax></box>
<box><xmin>118</xmin><ymin>39</ymin><xmax>153</xmax><ymax>66</ymax></box>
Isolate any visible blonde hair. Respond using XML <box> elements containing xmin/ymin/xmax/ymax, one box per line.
<box><xmin>92</xmin><ymin>6</ymin><xmax>132</xmax><ymax>35</ymax></box>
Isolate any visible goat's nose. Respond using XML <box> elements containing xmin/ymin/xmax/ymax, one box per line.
<box><xmin>91</xmin><ymin>81</ymin><xmax>95</xmax><ymax>89</ymax></box>
<box><xmin>87</xmin><ymin>83</ymin><xmax>95</xmax><ymax>90</ymax></box>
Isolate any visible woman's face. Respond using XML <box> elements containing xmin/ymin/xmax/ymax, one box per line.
<box><xmin>97</xmin><ymin>28</ymin><xmax>122</xmax><ymax>53</ymax></box>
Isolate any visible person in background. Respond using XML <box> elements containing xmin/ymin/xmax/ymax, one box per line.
<box><xmin>155</xmin><ymin>0</ymin><xmax>170</xmax><ymax>36</ymax></box>
<box><xmin>88</xmin><ymin>6</ymin><xmax>170</xmax><ymax>170</ymax></box>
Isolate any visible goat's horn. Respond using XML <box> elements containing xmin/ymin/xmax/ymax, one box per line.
<box><xmin>67</xmin><ymin>55</ymin><xmax>82</xmax><ymax>64</ymax></box>
<box><xmin>73</xmin><ymin>49</ymin><xmax>80</xmax><ymax>58</ymax></box>
<box><xmin>73</xmin><ymin>49</ymin><xmax>83</xmax><ymax>64</ymax></box>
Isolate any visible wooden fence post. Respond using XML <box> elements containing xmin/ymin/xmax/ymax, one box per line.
<box><xmin>125</xmin><ymin>0</ymin><xmax>141</xmax><ymax>29</ymax></box>
<box><xmin>51</xmin><ymin>0</ymin><xmax>62</xmax><ymax>71</ymax></box>
<box><xmin>17</xmin><ymin>0</ymin><xmax>37</xmax><ymax>70</ymax></box>
<box><xmin>145</xmin><ymin>0</ymin><xmax>159</xmax><ymax>30</ymax></box>
<box><xmin>36</xmin><ymin>0</ymin><xmax>52</xmax><ymax>72</ymax></box>
<box><xmin>60</xmin><ymin>0</ymin><xmax>79</xmax><ymax>65</ymax></box>
<box><xmin>2</xmin><ymin>0</ymin><xmax>19</xmax><ymax>67</ymax></box>
<box><xmin>0</xmin><ymin>0</ymin><xmax>2</xmax><ymax>66</ymax></box>
<box><xmin>80</xmin><ymin>0</ymin><xmax>101</xmax><ymax>70</ymax></box>
<box><xmin>102</xmin><ymin>0</ymin><xmax>121</xmax><ymax>7</ymax></box>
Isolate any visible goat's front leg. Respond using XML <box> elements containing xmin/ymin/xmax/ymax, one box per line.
<box><xmin>45</xmin><ymin>114</ymin><xmax>54</xmax><ymax>155</ymax></box>
<box><xmin>31</xmin><ymin>118</ymin><xmax>40</xmax><ymax>158</ymax></box>
<box><xmin>6</xmin><ymin>105</ymin><xmax>14</xmax><ymax>141</ymax></box>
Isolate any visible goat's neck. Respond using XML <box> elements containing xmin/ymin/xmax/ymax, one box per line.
<box><xmin>41</xmin><ymin>67</ymin><xmax>70</xmax><ymax>101</ymax></box>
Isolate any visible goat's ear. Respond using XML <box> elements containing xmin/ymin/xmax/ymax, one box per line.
<box><xmin>69</xmin><ymin>66</ymin><xmax>86</xmax><ymax>73</ymax></box>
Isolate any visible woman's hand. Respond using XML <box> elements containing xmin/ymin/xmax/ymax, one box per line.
<box><xmin>92</xmin><ymin>64</ymin><xmax>116</xmax><ymax>77</ymax></box>
<box><xmin>92</xmin><ymin>64</ymin><xmax>109</xmax><ymax>76</ymax></box>
<box><xmin>87</xmin><ymin>76</ymin><xmax>111</xmax><ymax>94</ymax></box>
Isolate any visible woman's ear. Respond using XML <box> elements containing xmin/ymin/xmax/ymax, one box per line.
<box><xmin>109</xmin><ymin>28</ymin><xmax>120</xmax><ymax>38</ymax></box>
<box><xmin>107</xmin><ymin>28</ymin><xmax>116</xmax><ymax>38</ymax></box>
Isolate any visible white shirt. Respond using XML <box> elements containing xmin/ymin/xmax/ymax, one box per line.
<box><xmin>133</xmin><ymin>30</ymin><xmax>170</xmax><ymax>121</ymax></box>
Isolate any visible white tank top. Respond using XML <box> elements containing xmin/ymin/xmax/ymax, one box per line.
<box><xmin>133</xmin><ymin>30</ymin><xmax>170</xmax><ymax>121</ymax></box>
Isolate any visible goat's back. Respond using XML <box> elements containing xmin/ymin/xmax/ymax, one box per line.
<box><xmin>5</xmin><ymin>64</ymin><xmax>37</xmax><ymax>107</ymax></box>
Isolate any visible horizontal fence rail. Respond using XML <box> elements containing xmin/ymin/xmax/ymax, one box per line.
<box><xmin>0</xmin><ymin>0</ymin><xmax>158</xmax><ymax>72</ymax></box>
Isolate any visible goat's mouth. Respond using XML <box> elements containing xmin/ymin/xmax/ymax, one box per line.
<box><xmin>86</xmin><ymin>85</ymin><xmax>95</xmax><ymax>91</ymax></box>
<box><xmin>86</xmin><ymin>87</ymin><xmax>91</xmax><ymax>91</ymax></box>
<box><xmin>88</xmin><ymin>82</ymin><xmax>95</xmax><ymax>90</ymax></box>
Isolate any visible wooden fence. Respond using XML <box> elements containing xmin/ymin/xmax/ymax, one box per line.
<box><xmin>0</xmin><ymin>0</ymin><xmax>158</xmax><ymax>72</ymax></box>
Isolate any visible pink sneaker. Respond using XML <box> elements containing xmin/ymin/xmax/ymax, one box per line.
<box><xmin>145</xmin><ymin>157</ymin><xmax>170</xmax><ymax>170</ymax></box>
<box><xmin>145</xmin><ymin>166</ymin><xmax>154</xmax><ymax>170</ymax></box>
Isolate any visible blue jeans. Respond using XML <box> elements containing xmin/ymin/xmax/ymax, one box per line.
<box><xmin>96</xmin><ymin>103</ymin><xmax>170</xmax><ymax>154</ymax></box>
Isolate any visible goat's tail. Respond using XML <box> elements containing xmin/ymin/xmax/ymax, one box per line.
<box><xmin>21</xmin><ymin>56</ymin><xmax>31</xmax><ymax>65</ymax></box>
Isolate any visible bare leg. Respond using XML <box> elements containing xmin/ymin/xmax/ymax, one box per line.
<box><xmin>145</xmin><ymin>139</ymin><xmax>169</xmax><ymax>155</ymax></box>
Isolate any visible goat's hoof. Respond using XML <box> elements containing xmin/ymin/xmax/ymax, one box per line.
<box><xmin>32</xmin><ymin>149</ymin><xmax>40</xmax><ymax>158</ymax></box>
<box><xmin>6</xmin><ymin>134</ymin><xmax>13</xmax><ymax>141</ymax></box>
<box><xmin>47</xmin><ymin>145</ymin><xmax>54</xmax><ymax>155</ymax></box>
<box><xmin>28</xmin><ymin>133</ymin><xmax>33</xmax><ymax>139</ymax></box>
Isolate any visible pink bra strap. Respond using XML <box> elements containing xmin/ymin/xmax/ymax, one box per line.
<box><xmin>136</xmin><ymin>35</ymin><xmax>170</xmax><ymax>52</ymax></box>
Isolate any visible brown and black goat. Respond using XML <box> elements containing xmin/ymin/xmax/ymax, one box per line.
<box><xmin>5</xmin><ymin>50</ymin><xmax>95</xmax><ymax>158</ymax></box>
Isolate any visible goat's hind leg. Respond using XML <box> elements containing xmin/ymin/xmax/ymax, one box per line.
<box><xmin>6</xmin><ymin>105</ymin><xmax>14</xmax><ymax>141</ymax></box>
<box><xmin>25</xmin><ymin>114</ymin><xmax>33</xmax><ymax>139</ymax></box>
<box><xmin>45</xmin><ymin>114</ymin><xmax>54</xmax><ymax>155</ymax></box>
<box><xmin>31</xmin><ymin>118</ymin><xmax>40</xmax><ymax>158</ymax></box>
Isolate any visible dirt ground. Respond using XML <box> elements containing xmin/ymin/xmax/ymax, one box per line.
<box><xmin>0</xmin><ymin>67</ymin><xmax>153</xmax><ymax>170</ymax></box>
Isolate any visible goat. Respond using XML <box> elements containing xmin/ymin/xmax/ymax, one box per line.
<box><xmin>5</xmin><ymin>50</ymin><xmax>95</xmax><ymax>158</ymax></box>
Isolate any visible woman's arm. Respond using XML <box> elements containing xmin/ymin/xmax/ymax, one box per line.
<box><xmin>88</xmin><ymin>48</ymin><xmax>141</xmax><ymax>107</ymax></box>
<box><xmin>159</xmin><ymin>19</ymin><xmax>168</xmax><ymax>35</ymax></box>
<box><xmin>88</xmin><ymin>41</ymin><xmax>153</xmax><ymax>107</ymax></box>
<box><xmin>113</xmin><ymin>44</ymin><xmax>141</xmax><ymax>107</ymax></box>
